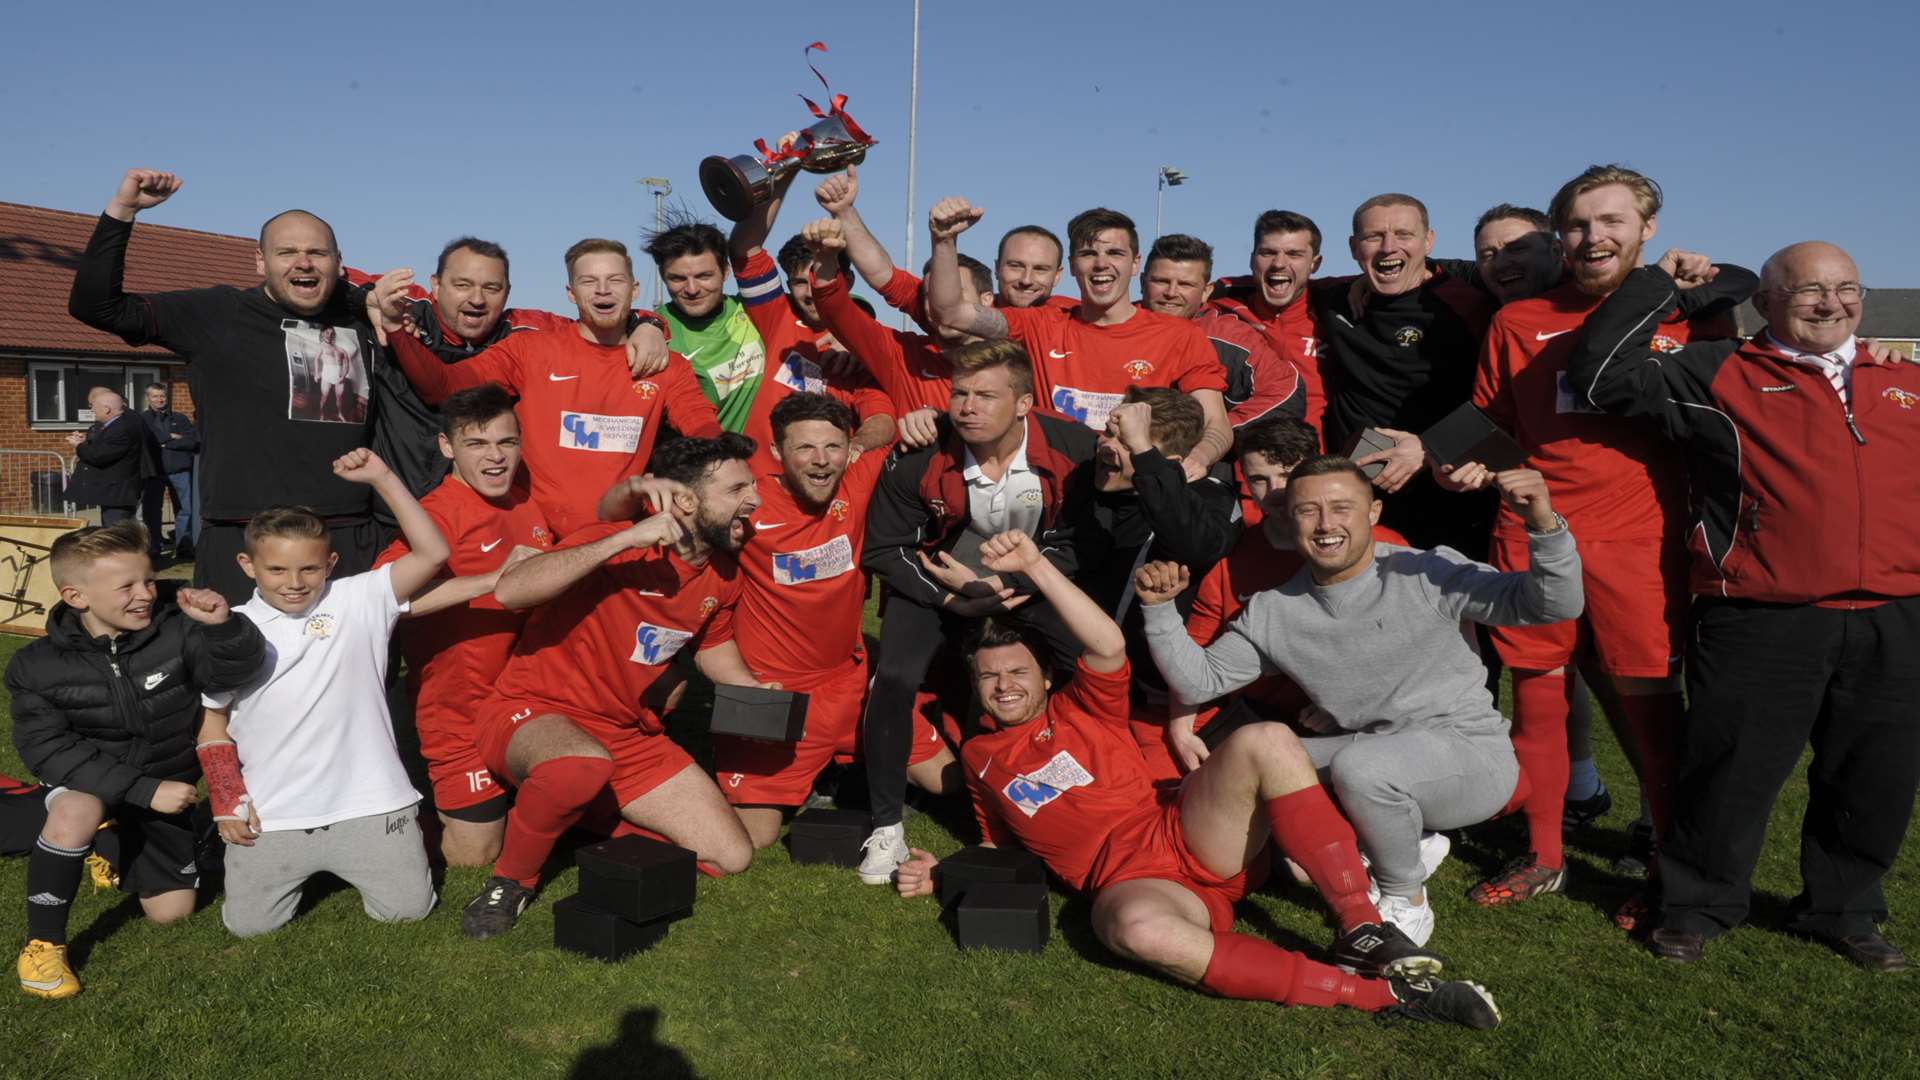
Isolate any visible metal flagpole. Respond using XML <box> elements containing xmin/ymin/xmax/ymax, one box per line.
<box><xmin>901</xmin><ymin>0</ymin><xmax>921</xmax><ymax>329</ymax></box>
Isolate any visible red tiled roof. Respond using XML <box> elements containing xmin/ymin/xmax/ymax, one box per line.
<box><xmin>0</xmin><ymin>201</ymin><xmax>261</xmax><ymax>359</ymax></box>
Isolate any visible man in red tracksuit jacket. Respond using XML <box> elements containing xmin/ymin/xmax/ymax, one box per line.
<box><xmin>1567</xmin><ymin>242</ymin><xmax>1920</xmax><ymax>972</ymax></box>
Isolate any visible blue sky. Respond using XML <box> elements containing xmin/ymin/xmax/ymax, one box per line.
<box><xmin>5</xmin><ymin>1</ymin><xmax>1915</xmax><ymax>313</ymax></box>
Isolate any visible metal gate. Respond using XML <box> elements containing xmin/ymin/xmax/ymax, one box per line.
<box><xmin>0</xmin><ymin>449</ymin><xmax>71</xmax><ymax>516</ymax></box>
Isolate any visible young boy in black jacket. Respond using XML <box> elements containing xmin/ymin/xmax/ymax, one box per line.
<box><xmin>7</xmin><ymin>522</ymin><xmax>266</xmax><ymax>999</ymax></box>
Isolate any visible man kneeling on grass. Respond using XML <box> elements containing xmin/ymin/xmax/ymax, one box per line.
<box><xmin>892</xmin><ymin>529</ymin><xmax>1503</xmax><ymax>1028</ymax></box>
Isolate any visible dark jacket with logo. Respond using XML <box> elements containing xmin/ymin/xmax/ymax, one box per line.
<box><xmin>66</xmin><ymin>412</ymin><xmax>158</xmax><ymax>509</ymax></box>
<box><xmin>1569</xmin><ymin>265</ymin><xmax>1920</xmax><ymax>604</ymax></box>
<box><xmin>863</xmin><ymin>411</ymin><xmax>1098</xmax><ymax>608</ymax></box>
<box><xmin>7</xmin><ymin>602</ymin><xmax>266</xmax><ymax>808</ymax></box>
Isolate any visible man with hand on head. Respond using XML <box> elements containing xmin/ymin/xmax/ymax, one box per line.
<box><xmin>1568</xmin><ymin>239</ymin><xmax>1920</xmax><ymax>971</ymax></box>
<box><xmin>893</xmin><ymin>529</ymin><xmax>1503</xmax><ymax>1029</ymax></box>
<box><xmin>923</xmin><ymin>198</ymin><xmax>1234</xmax><ymax>481</ymax></box>
<box><xmin>1142</xmin><ymin>456</ymin><xmax>1584</xmax><ymax>948</ymax></box>
<box><xmin>69</xmin><ymin>169</ymin><xmax>388</xmax><ymax>604</ymax></box>
<box><xmin>458</xmin><ymin>435</ymin><xmax>767</xmax><ymax>939</ymax></box>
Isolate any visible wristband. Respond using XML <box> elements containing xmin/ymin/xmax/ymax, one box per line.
<box><xmin>196</xmin><ymin>740</ymin><xmax>252</xmax><ymax>822</ymax></box>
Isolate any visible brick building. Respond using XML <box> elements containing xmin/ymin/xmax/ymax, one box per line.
<box><xmin>0</xmin><ymin>201</ymin><xmax>260</xmax><ymax>511</ymax></box>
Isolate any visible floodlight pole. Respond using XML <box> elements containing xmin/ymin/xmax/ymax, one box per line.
<box><xmin>1154</xmin><ymin>165</ymin><xmax>1187</xmax><ymax>240</ymax></box>
<box><xmin>640</xmin><ymin>177</ymin><xmax>672</xmax><ymax>308</ymax></box>
<box><xmin>902</xmin><ymin>0</ymin><xmax>922</xmax><ymax>330</ymax></box>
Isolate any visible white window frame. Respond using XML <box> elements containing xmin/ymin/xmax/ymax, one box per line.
<box><xmin>26</xmin><ymin>359</ymin><xmax>172</xmax><ymax>430</ymax></box>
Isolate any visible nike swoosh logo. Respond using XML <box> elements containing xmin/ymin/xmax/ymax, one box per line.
<box><xmin>1048</xmin><ymin>349</ymin><xmax>1071</xmax><ymax>359</ymax></box>
<box><xmin>480</xmin><ymin>539</ymin><xmax>503</xmax><ymax>552</ymax></box>
<box><xmin>1235</xmin><ymin>593</ymin><xmax>1254</xmax><ymax>603</ymax></box>
<box><xmin>549</xmin><ymin>373</ymin><xmax>580</xmax><ymax>382</ymax></box>
<box><xmin>682</xmin><ymin>346</ymin><xmax>703</xmax><ymax>361</ymax></box>
<box><xmin>753</xmin><ymin>522</ymin><xmax>786</xmax><ymax>530</ymax></box>
<box><xmin>1535</xmin><ymin>330</ymin><xmax>1573</xmax><ymax>341</ymax></box>
<box><xmin>636</xmin><ymin>589</ymin><xmax>665</xmax><ymax>597</ymax></box>
<box><xmin>20</xmin><ymin>975</ymin><xmax>63</xmax><ymax>992</ymax></box>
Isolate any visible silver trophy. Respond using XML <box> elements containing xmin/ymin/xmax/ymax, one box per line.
<box><xmin>700</xmin><ymin>41</ymin><xmax>877</xmax><ymax>222</ymax></box>
<box><xmin>701</xmin><ymin>114</ymin><xmax>875</xmax><ymax>223</ymax></box>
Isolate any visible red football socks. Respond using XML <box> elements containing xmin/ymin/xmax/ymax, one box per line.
<box><xmin>1510</xmin><ymin>672</ymin><xmax>1572</xmax><ymax>868</ymax></box>
<box><xmin>492</xmin><ymin>755</ymin><xmax>613</xmax><ymax>887</ymax></box>
<box><xmin>1201</xmin><ymin>931</ymin><xmax>1397</xmax><ymax>1011</ymax></box>
<box><xmin>1264</xmin><ymin>786</ymin><xmax>1378</xmax><ymax>931</ymax></box>
<box><xmin>1615</xmin><ymin>691</ymin><xmax>1683</xmax><ymax>840</ymax></box>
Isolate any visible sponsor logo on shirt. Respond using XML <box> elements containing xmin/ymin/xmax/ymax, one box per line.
<box><xmin>560</xmin><ymin>412</ymin><xmax>645</xmax><ymax>453</ymax></box>
<box><xmin>632</xmin><ymin>381</ymin><xmax>658</xmax><ymax>400</ymax></box>
<box><xmin>772</xmin><ymin>534</ymin><xmax>855</xmax><ymax>585</ymax></box>
<box><xmin>630</xmin><ymin>622</ymin><xmax>694</xmax><ymax>665</ymax></box>
<box><xmin>1001</xmin><ymin>749</ymin><xmax>1096</xmax><ymax>818</ymax></box>
<box><xmin>1051</xmin><ymin>386</ymin><xmax>1125</xmax><ymax>427</ymax></box>
<box><xmin>1553</xmin><ymin>372</ymin><xmax>1605</xmax><ymax>416</ymax></box>
<box><xmin>304</xmin><ymin>614</ymin><xmax>336</xmax><ymax>639</ymax></box>
<box><xmin>1123</xmin><ymin>359</ymin><xmax>1155</xmax><ymax>381</ymax></box>
<box><xmin>1884</xmin><ymin>387</ymin><xmax>1918</xmax><ymax>410</ymax></box>
<box><xmin>1394</xmin><ymin>326</ymin><xmax>1423</xmax><ymax>347</ymax></box>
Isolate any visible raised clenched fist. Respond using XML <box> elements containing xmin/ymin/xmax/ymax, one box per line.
<box><xmin>109</xmin><ymin>169</ymin><xmax>182</xmax><ymax>219</ymax></box>
<box><xmin>928</xmin><ymin>197</ymin><xmax>983</xmax><ymax>242</ymax></box>
<box><xmin>814</xmin><ymin>166</ymin><xmax>859</xmax><ymax>214</ymax></box>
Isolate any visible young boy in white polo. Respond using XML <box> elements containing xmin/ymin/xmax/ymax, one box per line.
<box><xmin>195</xmin><ymin>448</ymin><xmax>450</xmax><ymax>937</ymax></box>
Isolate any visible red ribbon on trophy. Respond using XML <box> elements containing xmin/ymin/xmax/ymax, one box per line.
<box><xmin>701</xmin><ymin>42</ymin><xmax>880</xmax><ymax>222</ymax></box>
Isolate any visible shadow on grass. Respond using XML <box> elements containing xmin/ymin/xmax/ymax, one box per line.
<box><xmin>568</xmin><ymin>1007</ymin><xmax>698</xmax><ymax>1079</ymax></box>
<box><xmin>67</xmin><ymin>894</ymin><xmax>145</xmax><ymax>972</ymax></box>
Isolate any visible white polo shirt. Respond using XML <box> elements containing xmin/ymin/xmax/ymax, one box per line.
<box><xmin>204</xmin><ymin>565</ymin><xmax>418</xmax><ymax>832</ymax></box>
<box><xmin>961</xmin><ymin>429</ymin><xmax>1044</xmax><ymax>540</ymax></box>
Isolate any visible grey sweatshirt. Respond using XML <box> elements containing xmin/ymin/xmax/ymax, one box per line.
<box><xmin>1142</xmin><ymin>528</ymin><xmax>1584</xmax><ymax>738</ymax></box>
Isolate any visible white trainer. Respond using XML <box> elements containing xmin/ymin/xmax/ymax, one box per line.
<box><xmin>1367</xmin><ymin>831</ymin><xmax>1453</xmax><ymax>905</ymax></box>
<box><xmin>1378</xmin><ymin>891</ymin><xmax>1437</xmax><ymax>947</ymax></box>
<box><xmin>857</xmin><ymin>822</ymin><xmax>909</xmax><ymax>885</ymax></box>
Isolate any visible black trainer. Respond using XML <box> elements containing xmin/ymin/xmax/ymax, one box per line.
<box><xmin>462</xmin><ymin>876</ymin><xmax>534</xmax><ymax>940</ymax></box>
<box><xmin>1612</xmin><ymin>818</ymin><xmax>1656</xmax><ymax>878</ymax></box>
<box><xmin>1331</xmin><ymin>921</ymin><xmax>1445</xmax><ymax>978</ymax></box>
<box><xmin>1562</xmin><ymin>783</ymin><xmax>1613</xmax><ymax>831</ymax></box>
<box><xmin>1378</xmin><ymin>975</ymin><xmax>1502</xmax><ymax>1029</ymax></box>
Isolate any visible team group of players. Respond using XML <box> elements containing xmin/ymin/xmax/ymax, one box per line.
<box><xmin>13</xmin><ymin>156</ymin><xmax>1908</xmax><ymax>1026</ymax></box>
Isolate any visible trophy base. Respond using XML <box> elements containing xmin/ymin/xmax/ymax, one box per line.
<box><xmin>700</xmin><ymin>155</ymin><xmax>764</xmax><ymax>223</ymax></box>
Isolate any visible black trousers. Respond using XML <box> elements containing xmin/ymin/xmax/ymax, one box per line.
<box><xmin>194</xmin><ymin>518</ymin><xmax>380</xmax><ymax>607</ymax></box>
<box><xmin>1661</xmin><ymin>595</ymin><xmax>1920</xmax><ymax>940</ymax></box>
<box><xmin>860</xmin><ymin>593</ymin><xmax>1083</xmax><ymax>828</ymax></box>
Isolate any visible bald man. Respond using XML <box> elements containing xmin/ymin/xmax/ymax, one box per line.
<box><xmin>63</xmin><ymin>389</ymin><xmax>158</xmax><ymax>527</ymax></box>
<box><xmin>1568</xmin><ymin>241</ymin><xmax>1920</xmax><ymax>971</ymax></box>
<box><xmin>70</xmin><ymin>169</ymin><xmax>391</xmax><ymax>603</ymax></box>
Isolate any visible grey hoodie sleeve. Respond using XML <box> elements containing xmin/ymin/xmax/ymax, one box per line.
<box><xmin>1421</xmin><ymin>527</ymin><xmax>1584</xmax><ymax>627</ymax></box>
<box><xmin>1142</xmin><ymin>598</ymin><xmax>1269</xmax><ymax>706</ymax></box>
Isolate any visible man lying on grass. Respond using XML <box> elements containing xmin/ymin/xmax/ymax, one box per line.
<box><xmin>891</xmin><ymin>529</ymin><xmax>1502</xmax><ymax>1028</ymax></box>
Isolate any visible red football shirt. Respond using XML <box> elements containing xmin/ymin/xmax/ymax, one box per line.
<box><xmin>813</xmin><ymin>273</ymin><xmax>954</xmax><ymax>416</ymax></box>
<box><xmin>961</xmin><ymin>660</ymin><xmax>1163</xmax><ymax>892</ymax></box>
<box><xmin>388</xmin><ymin>328</ymin><xmax>722</xmax><ymax>537</ymax></box>
<box><xmin>1473</xmin><ymin>282</ymin><xmax>1718</xmax><ymax>541</ymax></box>
<box><xmin>876</xmin><ymin>267</ymin><xmax>1078</xmax><ymax>337</ymax></box>
<box><xmin>1001</xmin><ymin>305</ymin><xmax>1226</xmax><ymax>429</ymax></box>
<box><xmin>732</xmin><ymin>250</ymin><xmax>897</xmax><ymax>467</ymax></box>
<box><xmin>493</xmin><ymin>522</ymin><xmax>741</xmax><ymax>731</ymax></box>
<box><xmin>1183</xmin><ymin>525</ymin><xmax>1410</xmax><ymax>723</ymax></box>
<box><xmin>733</xmin><ymin>451</ymin><xmax>888</xmax><ymax>685</ymax></box>
<box><xmin>374</xmin><ymin>477</ymin><xmax>555</xmax><ymax>731</ymax></box>
<box><xmin>1207</xmin><ymin>288</ymin><xmax>1329</xmax><ymax>444</ymax></box>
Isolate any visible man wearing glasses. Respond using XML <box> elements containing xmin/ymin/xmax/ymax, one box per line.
<box><xmin>1568</xmin><ymin>241</ymin><xmax>1920</xmax><ymax>972</ymax></box>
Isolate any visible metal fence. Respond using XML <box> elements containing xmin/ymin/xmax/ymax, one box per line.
<box><xmin>0</xmin><ymin>449</ymin><xmax>71</xmax><ymax>516</ymax></box>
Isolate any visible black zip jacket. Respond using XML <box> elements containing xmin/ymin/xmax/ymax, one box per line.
<box><xmin>7</xmin><ymin>603</ymin><xmax>266</xmax><ymax>808</ymax></box>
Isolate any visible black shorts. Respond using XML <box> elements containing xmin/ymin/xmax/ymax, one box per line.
<box><xmin>46</xmin><ymin>788</ymin><xmax>205</xmax><ymax>895</ymax></box>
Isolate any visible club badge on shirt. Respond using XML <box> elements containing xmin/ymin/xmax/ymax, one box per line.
<box><xmin>304</xmin><ymin>614</ymin><xmax>336</xmax><ymax>639</ymax></box>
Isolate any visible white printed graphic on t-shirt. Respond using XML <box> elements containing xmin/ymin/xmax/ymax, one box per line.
<box><xmin>771</xmin><ymin>534</ymin><xmax>854</xmax><ymax>585</ymax></box>
<box><xmin>559</xmin><ymin>412</ymin><xmax>645</xmax><ymax>454</ymax></box>
<box><xmin>1001</xmin><ymin>749</ymin><xmax>1096</xmax><ymax>817</ymax></box>
<box><xmin>629</xmin><ymin>622</ymin><xmax>694</xmax><ymax>665</ymax></box>
<box><xmin>1051</xmin><ymin>385</ymin><xmax>1124</xmax><ymax>428</ymax></box>
<box><xmin>283</xmin><ymin>321</ymin><xmax>370</xmax><ymax>424</ymax></box>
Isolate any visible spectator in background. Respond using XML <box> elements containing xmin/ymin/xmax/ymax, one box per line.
<box><xmin>65</xmin><ymin>389</ymin><xmax>155</xmax><ymax>528</ymax></box>
<box><xmin>140</xmin><ymin>383</ymin><xmax>199</xmax><ymax>558</ymax></box>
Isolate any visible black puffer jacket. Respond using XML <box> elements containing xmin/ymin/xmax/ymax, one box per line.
<box><xmin>7</xmin><ymin>602</ymin><xmax>266</xmax><ymax>809</ymax></box>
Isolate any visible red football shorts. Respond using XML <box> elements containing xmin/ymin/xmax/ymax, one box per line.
<box><xmin>1487</xmin><ymin>533</ymin><xmax>1687</xmax><ymax>679</ymax></box>
<box><xmin>411</xmin><ymin>699</ymin><xmax>507</xmax><ymax>813</ymax></box>
<box><xmin>712</xmin><ymin>661</ymin><xmax>946</xmax><ymax>807</ymax></box>
<box><xmin>476</xmin><ymin>696</ymin><xmax>693</xmax><ymax>807</ymax></box>
<box><xmin>1098</xmin><ymin>787</ymin><xmax>1272</xmax><ymax>933</ymax></box>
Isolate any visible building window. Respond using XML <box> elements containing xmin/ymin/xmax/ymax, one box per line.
<box><xmin>28</xmin><ymin>362</ymin><xmax>167</xmax><ymax>427</ymax></box>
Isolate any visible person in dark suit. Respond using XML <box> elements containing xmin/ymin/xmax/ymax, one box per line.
<box><xmin>65</xmin><ymin>389</ymin><xmax>157</xmax><ymax>526</ymax></box>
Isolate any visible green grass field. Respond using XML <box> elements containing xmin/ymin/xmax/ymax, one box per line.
<box><xmin>0</xmin><ymin>623</ymin><xmax>1914</xmax><ymax>1080</ymax></box>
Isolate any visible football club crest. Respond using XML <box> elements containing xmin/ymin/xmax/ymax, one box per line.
<box><xmin>1124</xmin><ymin>359</ymin><xmax>1155</xmax><ymax>381</ymax></box>
<box><xmin>304</xmin><ymin>614</ymin><xmax>336</xmax><ymax>639</ymax></box>
<box><xmin>1885</xmin><ymin>387</ymin><xmax>1919</xmax><ymax>410</ymax></box>
<box><xmin>1651</xmin><ymin>335</ymin><xmax>1683</xmax><ymax>354</ymax></box>
<box><xmin>1393</xmin><ymin>326</ymin><xmax>1423</xmax><ymax>347</ymax></box>
<box><xmin>532</xmin><ymin>526</ymin><xmax>551</xmax><ymax>543</ymax></box>
<box><xmin>633</xmin><ymin>381</ymin><xmax>659</xmax><ymax>399</ymax></box>
<box><xmin>828</xmin><ymin>498</ymin><xmax>849</xmax><ymax>522</ymax></box>
<box><xmin>701</xmin><ymin>596</ymin><xmax>719</xmax><ymax>615</ymax></box>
